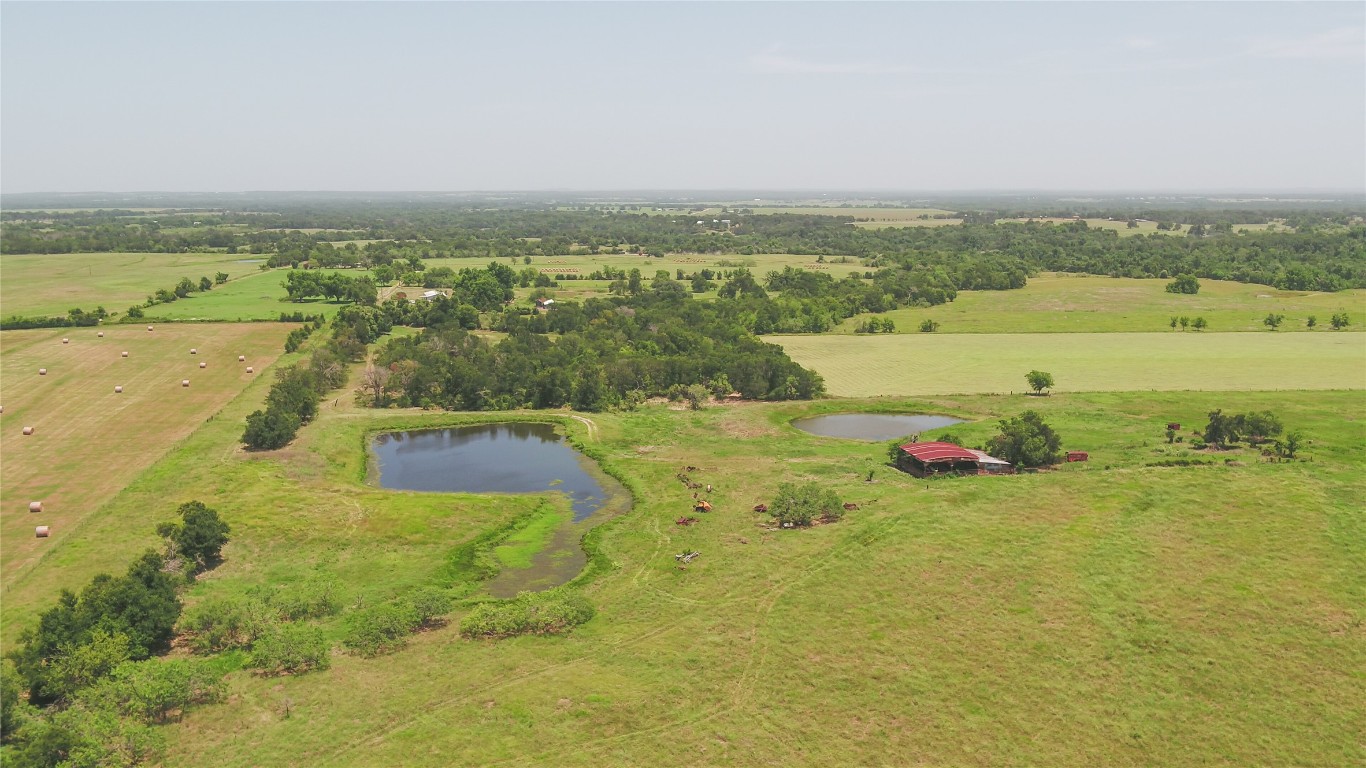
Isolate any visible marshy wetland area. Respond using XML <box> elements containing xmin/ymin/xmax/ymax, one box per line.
<box><xmin>1</xmin><ymin>194</ymin><xmax>1363</xmax><ymax>767</ymax></box>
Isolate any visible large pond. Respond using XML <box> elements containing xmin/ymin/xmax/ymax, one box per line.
<box><xmin>790</xmin><ymin>413</ymin><xmax>964</xmax><ymax>441</ymax></box>
<box><xmin>370</xmin><ymin>422</ymin><xmax>629</xmax><ymax>596</ymax></box>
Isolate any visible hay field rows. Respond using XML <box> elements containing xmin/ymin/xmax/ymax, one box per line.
<box><xmin>0</xmin><ymin>323</ymin><xmax>293</xmax><ymax>635</ymax></box>
<box><xmin>772</xmin><ymin>332</ymin><xmax>1366</xmax><ymax>397</ymax></box>
<box><xmin>838</xmin><ymin>274</ymin><xmax>1366</xmax><ymax>334</ymax></box>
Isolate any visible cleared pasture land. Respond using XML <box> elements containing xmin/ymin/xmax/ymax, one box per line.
<box><xmin>0</xmin><ymin>323</ymin><xmax>293</xmax><ymax>637</ymax></box>
<box><xmin>33</xmin><ymin>388</ymin><xmax>1355</xmax><ymax>767</ymax></box>
<box><xmin>838</xmin><ymin>274</ymin><xmax>1366</xmax><ymax>334</ymax></box>
<box><xmin>772</xmin><ymin>331</ymin><xmax>1366</xmax><ymax>397</ymax></box>
<box><xmin>0</xmin><ymin>252</ymin><xmax>268</xmax><ymax>318</ymax></box>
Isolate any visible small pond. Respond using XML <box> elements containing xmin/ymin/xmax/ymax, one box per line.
<box><xmin>370</xmin><ymin>422</ymin><xmax>628</xmax><ymax>597</ymax></box>
<box><xmin>790</xmin><ymin>413</ymin><xmax>965</xmax><ymax>441</ymax></box>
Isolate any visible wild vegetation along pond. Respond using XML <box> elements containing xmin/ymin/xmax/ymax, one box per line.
<box><xmin>790</xmin><ymin>413</ymin><xmax>964</xmax><ymax>441</ymax></box>
<box><xmin>370</xmin><ymin>422</ymin><xmax>629</xmax><ymax>596</ymax></box>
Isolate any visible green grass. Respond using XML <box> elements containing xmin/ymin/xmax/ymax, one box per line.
<box><xmin>493</xmin><ymin>502</ymin><xmax>573</xmax><ymax>569</ymax></box>
<box><xmin>0</xmin><ymin>252</ymin><xmax>269</xmax><ymax>317</ymax></box>
<box><xmin>771</xmin><ymin>331</ymin><xmax>1366</xmax><ymax>397</ymax></box>
<box><xmin>141</xmin><ymin>268</ymin><xmax>358</xmax><ymax>321</ymax></box>
<box><xmin>837</xmin><ymin>274</ymin><xmax>1366</xmax><ymax>334</ymax></box>
<box><xmin>5</xmin><ymin>366</ymin><xmax>1360</xmax><ymax>766</ymax></box>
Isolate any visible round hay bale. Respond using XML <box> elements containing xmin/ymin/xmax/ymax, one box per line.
<box><xmin>35</xmin><ymin>526</ymin><xmax>49</xmax><ymax>538</ymax></box>
<box><xmin>181</xmin><ymin>380</ymin><xmax>190</xmax><ymax>387</ymax></box>
<box><xmin>62</xmin><ymin>338</ymin><xmax>69</xmax><ymax>344</ymax></box>
<box><xmin>190</xmin><ymin>348</ymin><xmax>197</xmax><ymax>355</ymax></box>
<box><xmin>245</xmin><ymin>367</ymin><xmax>254</xmax><ymax>374</ymax></box>
<box><xmin>38</xmin><ymin>368</ymin><xmax>47</xmax><ymax>376</ymax></box>
<box><xmin>147</xmin><ymin>326</ymin><xmax>154</xmax><ymax>331</ymax></box>
<box><xmin>121</xmin><ymin>351</ymin><xmax>129</xmax><ymax>357</ymax></box>
<box><xmin>115</xmin><ymin>386</ymin><xmax>123</xmax><ymax>393</ymax></box>
<box><xmin>29</xmin><ymin>501</ymin><xmax>42</xmax><ymax>513</ymax></box>
<box><xmin>238</xmin><ymin>355</ymin><xmax>246</xmax><ymax>362</ymax></box>
<box><xmin>23</xmin><ymin>426</ymin><xmax>34</xmax><ymax>435</ymax></box>
<box><xmin>199</xmin><ymin>362</ymin><xmax>207</xmax><ymax>369</ymax></box>
<box><xmin>97</xmin><ymin>331</ymin><xmax>105</xmax><ymax>337</ymax></box>
<box><xmin>0</xmin><ymin>405</ymin><xmax>4</xmax><ymax>413</ymax></box>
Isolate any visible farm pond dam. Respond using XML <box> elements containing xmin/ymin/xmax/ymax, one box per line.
<box><xmin>369</xmin><ymin>422</ymin><xmax>629</xmax><ymax>597</ymax></box>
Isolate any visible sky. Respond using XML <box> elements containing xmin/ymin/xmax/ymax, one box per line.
<box><xmin>2</xmin><ymin>1</ymin><xmax>1363</xmax><ymax>193</ymax></box>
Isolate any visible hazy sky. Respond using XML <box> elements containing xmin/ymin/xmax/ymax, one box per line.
<box><xmin>2</xmin><ymin>1</ymin><xmax>1363</xmax><ymax>193</ymax></box>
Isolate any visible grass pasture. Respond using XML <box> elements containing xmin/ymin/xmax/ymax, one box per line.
<box><xmin>14</xmin><ymin>386</ymin><xmax>1355</xmax><ymax>767</ymax></box>
<box><xmin>0</xmin><ymin>252</ymin><xmax>269</xmax><ymax>318</ymax></box>
<box><xmin>0</xmin><ymin>323</ymin><xmax>294</xmax><ymax>636</ymax></box>
<box><xmin>837</xmin><ymin>274</ymin><xmax>1366</xmax><ymax>334</ymax></box>
<box><xmin>772</xmin><ymin>332</ymin><xmax>1366</xmax><ymax>397</ymax></box>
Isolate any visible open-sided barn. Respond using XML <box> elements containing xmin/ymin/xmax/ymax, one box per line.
<box><xmin>894</xmin><ymin>442</ymin><xmax>1015</xmax><ymax>476</ymax></box>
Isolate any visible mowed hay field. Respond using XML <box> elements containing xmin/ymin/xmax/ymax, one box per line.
<box><xmin>100</xmin><ymin>390</ymin><xmax>1362</xmax><ymax>767</ymax></box>
<box><xmin>0</xmin><ymin>323</ymin><xmax>293</xmax><ymax>636</ymax></box>
<box><xmin>772</xmin><ymin>332</ymin><xmax>1366</xmax><ymax>397</ymax></box>
<box><xmin>837</xmin><ymin>274</ymin><xmax>1366</xmax><ymax>334</ymax></box>
<box><xmin>0</xmin><ymin>252</ymin><xmax>268</xmax><ymax>317</ymax></box>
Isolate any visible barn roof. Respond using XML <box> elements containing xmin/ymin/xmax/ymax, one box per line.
<box><xmin>898</xmin><ymin>442</ymin><xmax>979</xmax><ymax>462</ymax></box>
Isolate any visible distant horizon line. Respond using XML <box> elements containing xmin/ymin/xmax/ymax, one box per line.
<box><xmin>4</xmin><ymin>188</ymin><xmax>1364</xmax><ymax>198</ymax></box>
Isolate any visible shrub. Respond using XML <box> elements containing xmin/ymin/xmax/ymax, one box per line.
<box><xmin>408</xmin><ymin>587</ymin><xmax>454</xmax><ymax>627</ymax></box>
<box><xmin>248</xmin><ymin>624</ymin><xmax>330</xmax><ymax>676</ymax></box>
<box><xmin>177</xmin><ymin>596</ymin><xmax>271</xmax><ymax>654</ymax></box>
<box><xmin>260</xmin><ymin>577</ymin><xmax>343</xmax><ymax>621</ymax></box>
<box><xmin>343</xmin><ymin>601</ymin><xmax>420</xmax><ymax>657</ymax></box>
<box><xmin>459</xmin><ymin>590</ymin><xmax>595</xmax><ymax>639</ymax></box>
<box><xmin>767</xmin><ymin>481</ymin><xmax>844</xmax><ymax>527</ymax></box>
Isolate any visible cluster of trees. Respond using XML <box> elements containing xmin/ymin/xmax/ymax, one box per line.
<box><xmin>366</xmin><ymin>292</ymin><xmax>824</xmax><ymax>412</ymax></box>
<box><xmin>242</xmin><ymin>308</ymin><xmax>389</xmax><ymax>449</ymax></box>
<box><xmin>283</xmin><ymin>320</ymin><xmax>323</xmax><ymax>353</ymax></box>
<box><xmin>853</xmin><ymin>317</ymin><xmax>897</xmax><ymax>333</ymax></box>
<box><xmin>1169</xmin><ymin>316</ymin><xmax>1208</xmax><ymax>331</ymax></box>
<box><xmin>342</xmin><ymin>588</ymin><xmax>453</xmax><ymax>657</ymax></box>
<box><xmin>282</xmin><ymin>271</ymin><xmax>378</xmax><ymax>304</ymax></box>
<box><xmin>176</xmin><ymin>577</ymin><xmax>341</xmax><ymax>675</ymax></box>
<box><xmin>1201</xmin><ymin>409</ymin><xmax>1288</xmax><ymax>449</ymax></box>
<box><xmin>143</xmin><ymin>274</ymin><xmax>225</xmax><ymax>310</ymax></box>
<box><xmin>2</xmin><ymin>504</ymin><xmax>230</xmax><ymax>766</ymax></box>
<box><xmin>986</xmin><ymin>411</ymin><xmax>1063</xmax><ymax>468</ymax></box>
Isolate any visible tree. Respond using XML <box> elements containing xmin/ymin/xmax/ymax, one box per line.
<box><xmin>1170</xmin><ymin>316</ymin><xmax>1179</xmax><ymax>330</ymax></box>
<box><xmin>126</xmin><ymin>305</ymin><xmax>144</xmax><ymax>319</ymax></box>
<box><xmin>162</xmin><ymin>502</ymin><xmax>230</xmax><ymax>570</ymax></box>
<box><xmin>1263</xmin><ymin>313</ymin><xmax>1285</xmax><ymax>330</ymax></box>
<box><xmin>768</xmin><ymin>482</ymin><xmax>844</xmax><ymax>527</ymax></box>
<box><xmin>198</xmin><ymin>276</ymin><xmax>213</xmax><ymax>292</ymax></box>
<box><xmin>1306</xmin><ymin>315</ymin><xmax>1317</xmax><ymax>329</ymax></box>
<box><xmin>242</xmin><ymin>407</ymin><xmax>301</xmax><ymax>450</ymax></box>
<box><xmin>1240</xmin><ymin>411</ymin><xmax>1283</xmax><ymax>443</ymax></box>
<box><xmin>986</xmin><ymin>411</ymin><xmax>1061</xmax><ymax>467</ymax></box>
<box><xmin>1330</xmin><ymin>312</ymin><xmax>1350</xmax><ymax>329</ymax></box>
<box><xmin>214</xmin><ymin>272</ymin><xmax>229</xmax><ymax>285</ymax></box>
<box><xmin>1202</xmin><ymin>409</ymin><xmax>1241</xmax><ymax>448</ymax></box>
<box><xmin>1192</xmin><ymin>316</ymin><xmax>1207</xmax><ymax>331</ymax></box>
<box><xmin>1025</xmin><ymin>370</ymin><xmax>1054</xmax><ymax>395</ymax></box>
<box><xmin>919</xmin><ymin>319</ymin><xmax>939</xmax><ymax>333</ymax></box>
<box><xmin>174</xmin><ymin>277</ymin><xmax>196</xmax><ymax>298</ymax></box>
<box><xmin>1165</xmin><ymin>274</ymin><xmax>1200</xmax><ymax>294</ymax></box>
<box><xmin>1179</xmin><ymin>316</ymin><xmax>1190</xmax><ymax>330</ymax></box>
<box><xmin>1274</xmin><ymin>430</ymin><xmax>1304</xmax><ymax>459</ymax></box>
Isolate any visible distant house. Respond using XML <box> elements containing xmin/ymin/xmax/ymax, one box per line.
<box><xmin>421</xmin><ymin>290</ymin><xmax>441</xmax><ymax>300</ymax></box>
<box><xmin>535</xmin><ymin>298</ymin><xmax>556</xmax><ymax>312</ymax></box>
<box><xmin>893</xmin><ymin>442</ymin><xmax>1014</xmax><ymax>476</ymax></box>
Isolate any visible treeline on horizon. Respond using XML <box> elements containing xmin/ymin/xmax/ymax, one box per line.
<box><xmin>3</xmin><ymin>207</ymin><xmax>1364</xmax><ymax>293</ymax></box>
